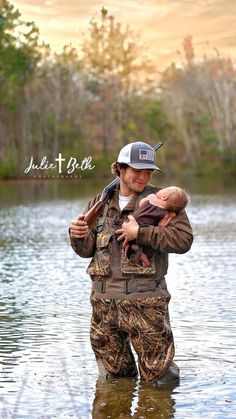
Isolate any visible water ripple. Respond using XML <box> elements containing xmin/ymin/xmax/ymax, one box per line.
<box><xmin>0</xmin><ymin>194</ymin><xmax>236</xmax><ymax>418</ymax></box>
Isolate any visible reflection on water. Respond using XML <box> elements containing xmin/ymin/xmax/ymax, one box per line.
<box><xmin>92</xmin><ymin>377</ymin><xmax>176</xmax><ymax>418</ymax></box>
<box><xmin>0</xmin><ymin>180</ymin><xmax>236</xmax><ymax>418</ymax></box>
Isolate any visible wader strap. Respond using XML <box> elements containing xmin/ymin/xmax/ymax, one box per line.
<box><xmin>92</xmin><ymin>278</ymin><xmax>163</xmax><ymax>294</ymax></box>
<box><xmin>96</xmin><ymin>201</ymin><xmax>110</xmax><ymax>233</ymax></box>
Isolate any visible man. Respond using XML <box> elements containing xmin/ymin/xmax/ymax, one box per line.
<box><xmin>69</xmin><ymin>141</ymin><xmax>193</xmax><ymax>386</ymax></box>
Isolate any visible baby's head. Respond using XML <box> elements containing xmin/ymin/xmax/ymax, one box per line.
<box><xmin>157</xmin><ymin>186</ymin><xmax>189</xmax><ymax>213</ymax></box>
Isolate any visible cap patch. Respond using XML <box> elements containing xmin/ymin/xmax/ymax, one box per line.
<box><xmin>139</xmin><ymin>149</ymin><xmax>155</xmax><ymax>161</ymax></box>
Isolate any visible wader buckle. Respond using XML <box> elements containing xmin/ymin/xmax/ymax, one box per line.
<box><xmin>124</xmin><ymin>280</ymin><xmax>137</xmax><ymax>294</ymax></box>
<box><xmin>101</xmin><ymin>281</ymin><xmax>106</xmax><ymax>294</ymax></box>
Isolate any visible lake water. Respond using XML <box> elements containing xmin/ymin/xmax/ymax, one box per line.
<box><xmin>0</xmin><ymin>179</ymin><xmax>236</xmax><ymax>419</ymax></box>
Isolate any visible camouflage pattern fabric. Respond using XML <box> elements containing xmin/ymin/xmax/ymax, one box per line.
<box><xmin>90</xmin><ymin>294</ymin><xmax>175</xmax><ymax>383</ymax></box>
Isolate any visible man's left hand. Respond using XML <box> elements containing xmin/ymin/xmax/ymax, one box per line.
<box><xmin>116</xmin><ymin>215</ymin><xmax>139</xmax><ymax>247</ymax></box>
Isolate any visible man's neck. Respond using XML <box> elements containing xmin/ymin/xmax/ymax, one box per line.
<box><xmin>119</xmin><ymin>183</ymin><xmax>135</xmax><ymax>197</ymax></box>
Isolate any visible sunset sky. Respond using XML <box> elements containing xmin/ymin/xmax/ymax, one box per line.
<box><xmin>11</xmin><ymin>0</ymin><xmax>236</xmax><ymax>69</ymax></box>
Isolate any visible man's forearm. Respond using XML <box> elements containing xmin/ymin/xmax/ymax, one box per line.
<box><xmin>70</xmin><ymin>230</ymin><xmax>96</xmax><ymax>258</ymax></box>
<box><xmin>136</xmin><ymin>211</ymin><xmax>193</xmax><ymax>254</ymax></box>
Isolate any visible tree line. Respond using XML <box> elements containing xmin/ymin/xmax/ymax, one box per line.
<box><xmin>0</xmin><ymin>1</ymin><xmax>235</xmax><ymax>178</ymax></box>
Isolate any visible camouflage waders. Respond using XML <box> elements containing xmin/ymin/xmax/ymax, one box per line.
<box><xmin>90</xmin><ymin>294</ymin><xmax>177</xmax><ymax>383</ymax></box>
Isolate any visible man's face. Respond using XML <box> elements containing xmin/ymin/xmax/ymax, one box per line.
<box><xmin>119</xmin><ymin>165</ymin><xmax>153</xmax><ymax>195</ymax></box>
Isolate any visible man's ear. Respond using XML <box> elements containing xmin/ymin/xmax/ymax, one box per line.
<box><xmin>117</xmin><ymin>163</ymin><xmax>124</xmax><ymax>175</ymax></box>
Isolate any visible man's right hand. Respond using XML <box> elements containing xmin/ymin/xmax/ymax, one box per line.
<box><xmin>69</xmin><ymin>214</ymin><xmax>89</xmax><ymax>239</ymax></box>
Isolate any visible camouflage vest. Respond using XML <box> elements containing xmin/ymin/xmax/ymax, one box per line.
<box><xmin>86</xmin><ymin>184</ymin><xmax>167</xmax><ymax>291</ymax></box>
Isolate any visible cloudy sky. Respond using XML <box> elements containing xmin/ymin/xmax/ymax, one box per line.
<box><xmin>12</xmin><ymin>0</ymin><xmax>236</xmax><ymax>69</ymax></box>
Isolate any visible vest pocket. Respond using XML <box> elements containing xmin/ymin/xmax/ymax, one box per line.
<box><xmin>121</xmin><ymin>247</ymin><xmax>156</xmax><ymax>275</ymax></box>
<box><xmin>87</xmin><ymin>232</ymin><xmax>113</xmax><ymax>276</ymax></box>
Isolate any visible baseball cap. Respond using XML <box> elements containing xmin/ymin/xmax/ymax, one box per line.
<box><xmin>117</xmin><ymin>141</ymin><xmax>162</xmax><ymax>171</ymax></box>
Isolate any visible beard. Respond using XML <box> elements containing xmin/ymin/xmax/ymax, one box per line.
<box><xmin>122</xmin><ymin>176</ymin><xmax>147</xmax><ymax>194</ymax></box>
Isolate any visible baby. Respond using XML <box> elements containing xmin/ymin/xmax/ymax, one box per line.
<box><xmin>125</xmin><ymin>186</ymin><xmax>189</xmax><ymax>267</ymax></box>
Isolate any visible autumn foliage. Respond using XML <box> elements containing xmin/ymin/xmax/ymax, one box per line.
<box><xmin>0</xmin><ymin>2</ymin><xmax>235</xmax><ymax>178</ymax></box>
